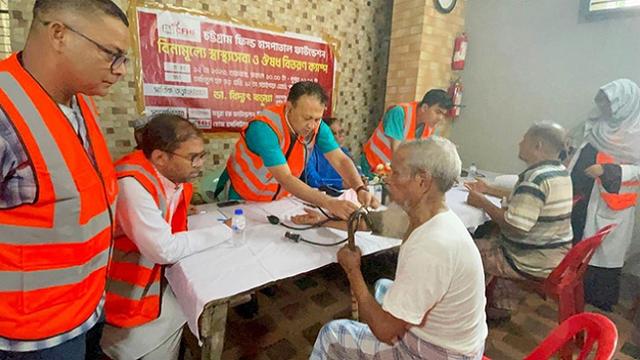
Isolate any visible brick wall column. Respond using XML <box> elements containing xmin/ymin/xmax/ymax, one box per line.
<box><xmin>384</xmin><ymin>0</ymin><xmax>465</xmax><ymax>136</ymax></box>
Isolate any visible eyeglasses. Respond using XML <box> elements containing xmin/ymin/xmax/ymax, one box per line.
<box><xmin>40</xmin><ymin>20</ymin><xmax>129</xmax><ymax>73</ymax></box>
<box><xmin>166</xmin><ymin>151</ymin><xmax>209</xmax><ymax>167</ymax></box>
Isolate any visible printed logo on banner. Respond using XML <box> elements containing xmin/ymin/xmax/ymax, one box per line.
<box><xmin>157</xmin><ymin>13</ymin><xmax>201</xmax><ymax>42</ymax></box>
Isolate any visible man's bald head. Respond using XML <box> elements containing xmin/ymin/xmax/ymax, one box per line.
<box><xmin>526</xmin><ymin>122</ymin><xmax>567</xmax><ymax>156</ymax></box>
<box><xmin>33</xmin><ymin>0</ymin><xmax>128</xmax><ymax>27</ymax></box>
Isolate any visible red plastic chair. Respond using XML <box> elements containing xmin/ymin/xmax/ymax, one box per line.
<box><xmin>486</xmin><ymin>224</ymin><xmax>616</xmax><ymax>324</ymax></box>
<box><xmin>572</xmin><ymin>195</ymin><xmax>582</xmax><ymax>206</ymax></box>
<box><xmin>483</xmin><ymin>312</ymin><xmax>618</xmax><ymax>360</ymax></box>
<box><xmin>524</xmin><ymin>312</ymin><xmax>618</xmax><ymax>360</ymax></box>
<box><xmin>540</xmin><ymin>224</ymin><xmax>615</xmax><ymax>324</ymax></box>
<box><xmin>486</xmin><ymin>225</ymin><xmax>616</xmax><ymax>360</ymax></box>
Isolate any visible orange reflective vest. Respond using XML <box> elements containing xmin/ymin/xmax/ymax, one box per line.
<box><xmin>363</xmin><ymin>102</ymin><xmax>433</xmax><ymax>170</ymax></box>
<box><xmin>226</xmin><ymin>104</ymin><xmax>317</xmax><ymax>201</ymax></box>
<box><xmin>596</xmin><ymin>152</ymin><xmax>639</xmax><ymax>211</ymax></box>
<box><xmin>0</xmin><ymin>53</ymin><xmax>117</xmax><ymax>340</ymax></box>
<box><xmin>105</xmin><ymin>150</ymin><xmax>192</xmax><ymax>328</ymax></box>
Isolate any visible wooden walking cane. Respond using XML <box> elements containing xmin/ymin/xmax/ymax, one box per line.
<box><xmin>346</xmin><ymin>207</ymin><xmax>373</xmax><ymax>321</ymax></box>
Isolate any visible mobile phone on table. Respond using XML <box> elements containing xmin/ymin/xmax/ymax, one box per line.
<box><xmin>217</xmin><ymin>200</ymin><xmax>243</xmax><ymax>208</ymax></box>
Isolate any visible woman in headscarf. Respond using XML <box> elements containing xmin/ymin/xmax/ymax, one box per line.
<box><xmin>569</xmin><ymin>78</ymin><xmax>640</xmax><ymax>311</ymax></box>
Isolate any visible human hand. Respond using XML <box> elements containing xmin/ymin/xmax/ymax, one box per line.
<box><xmin>325</xmin><ymin>198</ymin><xmax>359</xmax><ymax>220</ymax></box>
<box><xmin>465</xmin><ymin>186</ymin><xmax>486</xmax><ymax>209</ymax></box>
<box><xmin>357</xmin><ymin>188</ymin><xmax>380</xmax><ymax>209</ymax></box>
<box><xmin>585</xmin><ymin>164</ymin><xmax>604</xmax><ymax>179</ymax></box>
<box><xmin>465</xmin><ymin>178</ymin><xmax>489</xmax><ymax>193</ymax></box>
<box><xmin>291</xmin><ymin>208</ymin><xmax>325</xmax><ymax>225</ymax></box>
<box><xmin>337</xmin><ymin>245</ymin><xmax>362</xmax><ymax>276</ymax></box>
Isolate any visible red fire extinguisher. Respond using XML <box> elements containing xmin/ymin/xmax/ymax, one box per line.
<box><xmin>451</xmin><ymin>33</ymin><xmax>468</xmax><ymax>70</ymax></box>
<box><xmin>448</xmin><ymin>79</ymin><xmax>463</xmax><ymax>119</ymax></box>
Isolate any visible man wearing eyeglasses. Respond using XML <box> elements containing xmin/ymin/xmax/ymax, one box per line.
<box><xmin>100</xmin><ymin>114</ymin><xmax>232</xmax><ymax>360</ymax></box>
<box><xmin>0</xmin><ymin>0</ymin><xmax>129</xmax><ymax>359</ymax></box>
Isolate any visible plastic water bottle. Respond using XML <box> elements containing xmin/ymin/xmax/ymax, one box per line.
<box><xmin>231</xmin><ymin>208</ymin><xmax>246</xmax><ymax>233</ymax></box>
<box><xmin>468</xmin><ymin>163</ymin><xmax>477</xmax><ymax>179</ymax></box>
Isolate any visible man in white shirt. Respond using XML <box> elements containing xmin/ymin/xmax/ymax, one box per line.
<box><xmin>100</xmin><ymin>114</ymin><xmax>232</xmax><ymax>359</ymax></box>
<box><xmin>310</xmin><ymin>137</ymin><xmax>488</xmax><ymax>360</ymax></box>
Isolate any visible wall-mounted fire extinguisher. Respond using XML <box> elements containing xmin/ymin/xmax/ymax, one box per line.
<box><xmin>448</xmin><ymin>79</ymin><xmax>463</xmax><ymax>119</ymax></box>
<box><xmin>451</xmin><ymin>33</ymin><xmax>468</xmax><ymax>71</ymax></box>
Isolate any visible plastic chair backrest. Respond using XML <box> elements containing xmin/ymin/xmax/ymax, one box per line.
<box><xmin>544</xmin><ymin>225</ymin><xmax>615</xmax><ymax>290</ymax></box>
<box><xmin>572</xmin><ymin>195</ymin><xmax>582</xmax><ymax>206</ymax></box>
<box><xmin>524</xmin><ymin>312</ymin><xmax>618</xmax><ymax>360</ymax></box>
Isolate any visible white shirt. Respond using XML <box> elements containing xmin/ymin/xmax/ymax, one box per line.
<box><xmin>115</xmin><ymin>169</ymin><xmax>232</xmax><ymax>265</ymax></box>
<box><xmin>60</xmin><ymin>96</ymin><xmax>95</xmax><ymax>160</ymax></box>
<box><xmin>102</xmin><ymin>167</ymin><xmax>233</xmax><ymax>357</ymax></box>
<box><xmin>382</xmin><ymin>209</ymin><xmax>488</xmax><ymax>355</ymax></box>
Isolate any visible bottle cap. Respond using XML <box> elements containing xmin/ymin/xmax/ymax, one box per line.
<box><xmin>234</xmin><ymin>208</ymin><xmax>243</xmax><ymax>215</ymax></box>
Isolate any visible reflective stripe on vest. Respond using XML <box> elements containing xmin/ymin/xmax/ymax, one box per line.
<box><xmin>596</xmin><ymin>152</ymin><xmax>638</xmax><ymax>211</ymax></box>
<box><xmin>107</xmin><ymin>278</ymin><xmax>161</xmax><ymax>301</ymax></box>
<box><xmin>364</xmin><ymin>102</ymin><xmax>422</xmax><ymax>170</ymax></box>
<box><xmin>0</xmin><ymin>73</ymin><xmax>113</xmax><ymax>244</ymax></box>
<box><xmin>111</xmin><ymin>247</ymin><xmax>157</xmax><ymax>269</ymax></box>
<box><xmin>231</xmin><ymin>140</ymin><xmax>277</xmax><ymax>196</ymax></box>
<box><xmin>0</xmin><ymin>247</ymin><xmax>110</xmax><ymax>291</ymax></box>
<box><xmin>261</xmin><ymin>108</ymin><xmax>286</xmax><ymax>146</ymax></box>
<box><xmin>226</xmin><ymin>104</ymin><xmax>314</xmax><ymax>201</ymax></box>
<box><xmin>0</xmin><ymin>54</ymin><xmax>116</xmax><ymax>340</ymax></box>
<box><xmin>115</xmin><ymin>163</ymin><xmax>169</xmax><ymax>217</ymax></box>
<box><xmin>400</xmin><ymin>103</ymin><xmax>415</xmax><ymax>139</ymax></box>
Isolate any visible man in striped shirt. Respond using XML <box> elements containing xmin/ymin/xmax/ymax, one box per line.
<box><xmin>466</xmin><ymin>122</ymin><xmax>573</xmax><ymax>320</ymax></box>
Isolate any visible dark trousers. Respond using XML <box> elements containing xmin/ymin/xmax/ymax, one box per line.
<box><xmin>584</xmin><ymin>265</ymin><xmax>621</xmax><ymax>312</ymax></box>
<box><xmin>0</xmin><ymin>321</ymin><xmax>105</xmax><ymax>360</ymax></box>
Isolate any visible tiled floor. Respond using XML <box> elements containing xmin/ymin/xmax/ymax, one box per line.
<box><xmin>185</xmin><ymin>250</ymin><xmax>640</xmax><ymax>359</ymax></box>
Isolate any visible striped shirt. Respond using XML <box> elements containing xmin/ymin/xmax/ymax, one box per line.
<box><xmin>500</xmin><ymin>160</ymin><xmax>573</xmax><ymax>278</ymax></box>
<box><xmin>0</xmin><ymin>98</ymin><xmax>104</xmax><ymax>351</ymax></box>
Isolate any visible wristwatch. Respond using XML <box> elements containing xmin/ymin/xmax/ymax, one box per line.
<box><xmin>355</xmin><ymin>185</ymin><xmax>369</xmax><ymax>193</ymax></box>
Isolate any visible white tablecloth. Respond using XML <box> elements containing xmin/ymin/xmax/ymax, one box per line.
<box><xmin>166</xmin><ymin>187</ymin><xmax>499</xmax><ymax>338</ymax></box>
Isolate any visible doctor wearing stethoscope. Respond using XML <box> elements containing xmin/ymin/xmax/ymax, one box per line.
<box><xmin>568</xmin><ymin>78</ymin><xmax>640</xmax><ymax>311</ymax></box>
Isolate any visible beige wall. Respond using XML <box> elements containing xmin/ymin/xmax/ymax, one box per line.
<box><xmin>385</xmin><ymin>0</ymin><xmax>465</xmax><ymax>137</ymax></box>
<box><xmin>9</xmin><ymin>0</ymin><xmax>392</xmax><ymax>170</ymax></box>
<box><xmin>451</xmin><ymin>0</ymin><xmax>640</xmax><ymax>173</ymax></box>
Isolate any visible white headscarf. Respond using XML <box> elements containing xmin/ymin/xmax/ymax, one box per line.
<box><xmin>585</xmin><ymin>78</ymin><xmax>640</xmax><ymax>164</ymax></box>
